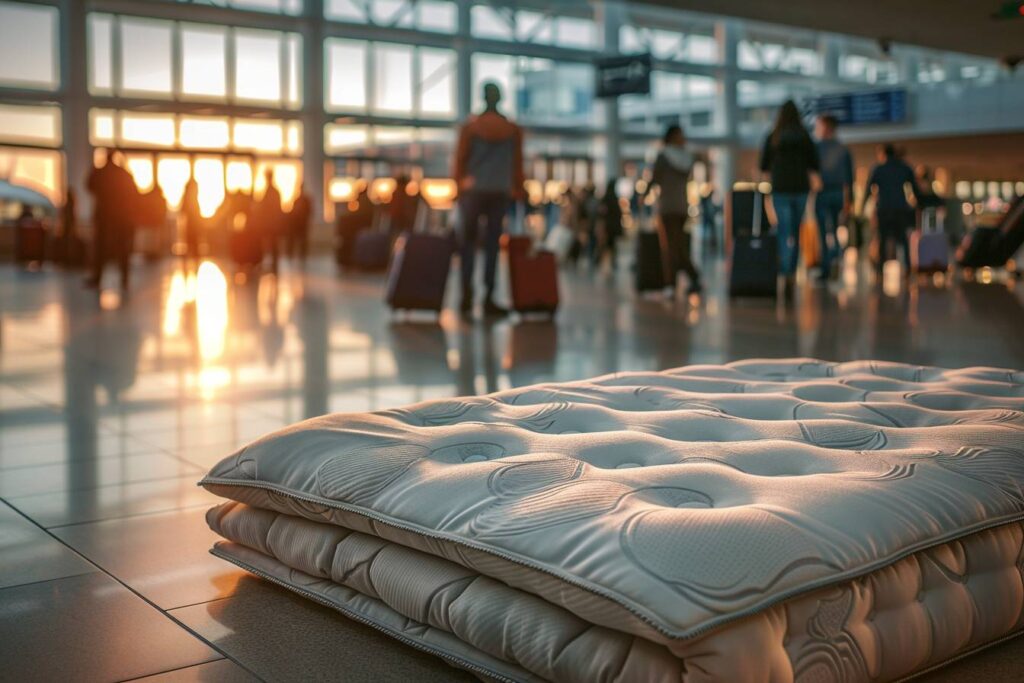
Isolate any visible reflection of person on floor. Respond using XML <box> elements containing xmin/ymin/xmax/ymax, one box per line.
<box><xmin>288</xmin><ymin>184</ymin><xmax>312</xmax><ymax>262</ymax></box>
<box><xmin>181</xmin><ymin>177</ymin><xmax>202</xmax><ymax>261</ymax></box>
<box><xmin>86</xmin><ymin>148</ymin><xmax>139</xmax><ymax>291</ymax></box>
<box><xmin>453</xmin><ymin>81</ymin><xmax>525</xmax><ymax>318</ymax></box>
<box><xmin>648</xmin><ymin>124</ymin><xmax>704</xmax><ymax>297</ymax></box>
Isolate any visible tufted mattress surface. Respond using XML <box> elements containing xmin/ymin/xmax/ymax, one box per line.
<box><xmin>200</xmin><ymin>359</ymin><xmax>1024</xmax><ymax>681</ymax></box>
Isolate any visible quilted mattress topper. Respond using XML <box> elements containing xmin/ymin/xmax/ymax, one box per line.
<box><xmin>200</xmin><ymin>359</ymin><xmax>1024</xmax><ymax>641</ymax></box>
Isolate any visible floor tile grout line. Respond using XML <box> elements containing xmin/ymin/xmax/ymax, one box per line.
<box><xmin>0</xmin><ymin>568</ymin><xmax>99</xmax><ymax>593</ymax></box>
<box><xmin>0</xmin><ymin>471</ymin><xmax>205</xmax><ymax>499</ymax></box>
<box><xmin>43</xmin><ymin>500</ymin><xmax>215</xmax><ymax>531</ymax></box>
<box><xmin>0</xmin><ymin>499</ymin><xmax>266</xmax><ymax>683</ymax></box>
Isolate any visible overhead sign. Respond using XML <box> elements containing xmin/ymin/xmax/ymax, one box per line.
<box><xmin>595</xmin><ymin>53</ymin><xmax>652</xmax><ymax>98</ymax></box>
<box><xmin>807</xmin><ymin>89</ymin><xmax>909</xmax><ymax>126</ymax></box>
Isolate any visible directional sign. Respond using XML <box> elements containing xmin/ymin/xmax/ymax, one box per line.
<box><xmin>807</xmin><ymin>89</ymin><xmax>909</xmax><ymax>126</ymax></box>
<box><xmin>595</xmin><ymin>53</ymin><xmax>652</xmax><ymax>98</ymax></box>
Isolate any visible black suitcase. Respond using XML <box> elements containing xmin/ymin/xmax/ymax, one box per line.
<box><xmin>730</xmin><ymin>189</ymin><xmax>771</xmax><ymax>241</ymax></box>
<box><xmin>992</xmin><ymin>197</ymin><xmax>1024</xmax><ymax>265</ymax></box>
<box><xmin>729</xmin><ymin>192</ymin><xmax>778</xmax><ymax>297</ymax></box>
<box><xmin>353</xmin><ymin>231</ymin><xmax>391</xmax><ymax>271</ymax></box>
<box><xmin>635</xmin><ymin>231</ymin><xmax>665</xmax><ymax>292</ymax></box>
<box><xmin>386</xmin><ymin>232</ymin><xmax>453</xmax><ymax>312</ymax></box>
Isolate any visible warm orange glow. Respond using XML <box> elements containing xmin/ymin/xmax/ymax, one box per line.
<box><xmin>234</xmin><ymin>120</ymin><xmax>284</xmax><ymax>153</ymax></box>
<box><xmin>0</xmin><ymin>147</ymin><xmax>62</xmax><ymax>204</ymax></box>
<box><xmin>420</xmin><ymin>178</ymin><xmax>457</xmax><ymax>209</ymax></box>
<box><xmin>195</xmin><ymin>261</ymin><xmax>230</xmax><ymax>400</ymax></box>
<box><xmin>328</xmin><ymin>176</ymin><xmax>362</xmax><ymax>203</ymax></box>
<box><xmin>226</xmin><ymin>160</ymin><xmax>253</xmax><ymax>193</ymax></box>
<box><xmin>156</xmin><ymin>156</ymin><xmax>191</xmax><ymax>210</ymax></box>
<box><xmin>125</xmin><ymin>155</ymin><xmax>155</xmax><ymax>192</ymax></box>
<box><xmin>193</xmin><ymin>157</ymin><xmax>225</xmax><ymax>218</ymax></box>
<box><xmin>369</xmin><ymin>177</ymin><xmax>397</xmax><ymax>204</ymax></box>
<box><xmin>121</xmin><ymin>114</ymin><xmax>175</xmax><ymax>148</ymax></box>
<box><xmin>254</xmin><ymin>160</ymin><xmax>300</xmax><ymax>210</ymax></box>
<box><xmin>162</xmin><ymin>268</ymin><xmax>197</xmax><ymax>336</ymax></box>
<box><xmin>180</xmin><ymin>117</ymin><xmax>230</xmax><ymax>149</ymax></box>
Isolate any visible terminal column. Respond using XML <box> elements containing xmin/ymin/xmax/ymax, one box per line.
<box><xmin>595</xmin><ymin>0</ymin><xmax>627</xmax><ymax>184</ymax></box>
<box><xmin>712</xmin><ymin>19</ymin><xmax>740</xmax><ymax>197</ymax></box>
<box><xmin>302</xmin><ymin>0</ymin><xmax>327</xmax><ymax>224</ymax></box>
<box><xmin>60</xmin><ymin>0</ymin><xmax>91</xmax><ymax>222</ymax></box>
<box><xmin>455</xmin><ymin>0</ymin><xmax>473</xmax><ymax>122</ymax></box>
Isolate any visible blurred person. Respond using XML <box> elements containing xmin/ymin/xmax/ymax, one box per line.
<box><xmin>55</xmin><ymin>189</ymin><xmax>85</xmax><ymax>267</ymax></box>
<box><xmin>814</xmin><ymin>113</ymin><xmax>853</xmax><ymax>282</ymax></box>
<box><xmin>180</xmin><ymin>177</ymin><xmax>202</xmax><ymax>261</ymax></box>
<box><xmin>699</xmin><ymin>184</ymin><xmax>719</xmax><ymax>249</ymax></box>
<box><xmin>861</xmin><ymin>144</ymin><xmax>923</xmax><ymax>275</ymax></box>
<box><xmin>647</xmin><ymin>124</ymin><xmax>703</xmax><ymax>296</ymax></box>
<box><xmin>256</xmin><ymin>170</ymin><xmax>284</xmax><ymax>271</ymax></box>
<box><xmin>289</xmin><ymin>183</ymin><xmax>313</xmax><ymax>261</ymax></box>
<box><xmin>334</xmin><ymin>185</ymin><xmax>375</xmax><ymax>268</ymax></box>
<box><xmin>578</xmin><ymin>182</ymin><xmax>600</xmax><ymax>266</ymax></box>
<box><xmin>453</xmin><ymin>81</ymin><xmax>525</xmax><ymax>318</ymax></box>
<box><xmin>86</xmin><ymin>148</ymin><xmax>139</xmax><ymax>291</ymax></box>
<box><xmin>759</xmin><ymin>100</ymin><xmax>821</xmax><ymax>299</ymax></box>
<box><xmin>915</xmin><ymin>166</ymin><xmax>945</xmax><ymax>210</ymax></box>
<box><xmin>388</xmin><ymin>175</ymin><xmax>419</xmax><ymax>237</ymax></box>
<box><xmin>597</xmin><ymin>178</ymin><xmax>624</xmax><ymax>270</ymax></box>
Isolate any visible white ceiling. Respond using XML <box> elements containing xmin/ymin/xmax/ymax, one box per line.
<box><xmin>641</xmin><ymin>0</ymin><xmax>1024</xmax><ymax>61</ymax></box>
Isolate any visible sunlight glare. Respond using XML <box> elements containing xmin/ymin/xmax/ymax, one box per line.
<box><xmin>157</xmin><ymin>156</ymin><xmax>191</xmax><ymax>209</ymax></box>
<box><xmin>194</xmin><ymin>157</ymin><xmax>226</xmax><ymax>218</ymax></box>
<box><xmin>195</xmin><ymin>261</ymin><xmax>228</xmax><ymax>363</ymax></box>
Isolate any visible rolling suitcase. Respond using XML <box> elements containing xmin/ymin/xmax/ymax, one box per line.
<box><xmin>635</xmin><ymin>230</ymin><xmax>665</xmax><ymax>293</ymax></box>
<box><xmin>729</xmin><ymin>191</ymin><xmax>778</xmax><ymax>297</ymax></box>
<box><xmin>504</xmin><ymin>235</ymin><xmax>559</xmax><ymax>315</ymax></box>
<box><xmin>911</xmin><ymin>208</ymin><xmax>949</xmax><ymax>274</ymax></box>
<box><xmin>729</xmin><ymin>189</ymin><xmax>771</xmax><ymax>241</ymax></box>
<box><xmin>991</xmin><ymin>197</ymin><xmax>1024</xmax><ymax>265</ymax></box>
<box><xmin>353</xmin><ymin>231</ymin><xmax>391</xmax><ymax>271</ymax></box>
<box><xmin>386</xmin><ymin>232</ymin><xmax>453</xmax><ymax>312</ymax></box>
<box><xmin>15</xmin><ymin>219</ymin><xmax>46</xmax><ymax>264</ymax></box>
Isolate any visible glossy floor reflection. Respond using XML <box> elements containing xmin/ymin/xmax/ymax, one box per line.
<box><xmin>1</xmin><ymin>254</ymin><xmax>1023</xmax><ymax>680</ymax></box>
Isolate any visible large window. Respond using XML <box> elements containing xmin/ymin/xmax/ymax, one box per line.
<box><xmin>325</xmin><ymin>0</ymin><xmax>457</xmax><ymax>33</ymax></box>
<box><xmin>0</xmin><ymin>1</ymin><xmax>59</xmax><ymax>90</ymax></box>
<box><xmin>472</xmin><ymin>54</ymin><xmax>596</xmax><ymax>128</ymax></box>
<box><xmin>0</xmin><ymin>104</ymin><xmax>62</xmax><ymax>148</ymax></box>
<box><xmin>88</xmin><ymin>15</ymin><xmax>302</xmax><ymax>108</ymax></box>
<box><xmin>471</xmin><ymin>7</ymin><xmax>596</xmax><ymax>50</ymax></box>
<box><xmin>172</xmin><ymin>0</ymin><xmax>302</xmax><ymax>15</ymax></box>
<box><xmin>326</xmin><ymin>39</ymin><xmax>455</xmax><ymax>119</ymax></box>
<box><xmin>620</xmin><ymin>26</ymin><xmax>718</xmax><ymax>65</ymax></box>
<box><xmin>0</xmin><ymin>147</ymin><xmax>63</xmax><ymax>205</ymax></box>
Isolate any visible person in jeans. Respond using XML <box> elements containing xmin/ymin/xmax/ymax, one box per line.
<box><xmin>759</xmin><ymin>100</ymin><xmax>821</xmax><ymax>299</ymax></box>
<box><xmin>862</xmin><ymin>144</ymin><xmax>923</xmax><ymax>275</ymax></box>
<box><xmin>453</xmin><ymin>82</ymin><xmax>525</xmax><ymax>318</ymax></box>
<box><xmin>648</xmin><ymin>124</ymin><xmax>703</xmax><ymax>296</ymax></box>
<box><xmin>814</xmin><ymin>114</ymin><xmax>853</xmax><ymax>282</ymax></box>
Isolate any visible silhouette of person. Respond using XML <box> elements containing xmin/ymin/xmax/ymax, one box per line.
<box><xmin>256</xmin><ymin>170</ymin><xmax>283</xmax><ymax>271</ymax></box>
<box><xmin>86</xmin><ymin>148</ymin><xmax>139</xmax><ymax>291</ymax></box>
<box><xmin>649</xmin><ymin>124</ymin><xmax>704</xmax><ymax>296</ymax></box>
<box><xmin>453</xmin><ymin>82</ymin><xmax>525</xmax><ymax>318</ymax></box>
<box><xmin>288</xmin><ymin>183</ymin><xmax>312</xmax><ymax>262</ymax></box>
<box><xmin>181</xmin><ymin>177</ymin><xmax>202</xmax><ymax>262</ymax></box>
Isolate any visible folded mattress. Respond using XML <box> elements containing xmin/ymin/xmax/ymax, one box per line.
<box><xmin>200</xmin><ymin>359</ymin><xmax>1024</xmax><ymax>682</ymax></box>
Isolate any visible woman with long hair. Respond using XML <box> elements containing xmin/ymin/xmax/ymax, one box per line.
<box><xmin>759</xmin><ymin>100</ymin><xmax>821</xmax><ymax>298</ymax></box>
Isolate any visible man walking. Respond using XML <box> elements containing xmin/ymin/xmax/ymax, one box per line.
<box><xmin>86</xmin><ymin>148</ymin><xmax>138</xmax><ymax>291</ymax></box>
<box><xmin>862</xmin><ymin>144</ymin><xmax>923</xmax><ymax>275</ymax></box>
<box><xmin>453</xmin><ymin>82</ymin><xmax>525</xmax><ymax>318</ymax></box>
<box><xmin>814</xmin><ymin>114</ymin><xmax>853</xmax><ymax>281</ymax></box>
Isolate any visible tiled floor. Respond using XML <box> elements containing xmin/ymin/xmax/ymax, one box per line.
<box><xmin>1</xmin><ymin>252</ymin><xmax>1023</xmax><ymax>681</ymax></box>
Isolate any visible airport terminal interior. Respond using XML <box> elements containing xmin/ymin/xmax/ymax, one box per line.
<box><xmin>2</xmin><ymin>1</ymin><xmax>1024</xmax><ymax>681</ymax></box>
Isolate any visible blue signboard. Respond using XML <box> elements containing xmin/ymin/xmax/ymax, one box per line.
<box><xmin>595</xmin><ymin>54</ymin><xmax>652</xmax><ymax>98</ymax></box>
<box><xmin>807</xmin><ymin>89</ymin><xmax>909</xmax><ymax>125</ymax></box>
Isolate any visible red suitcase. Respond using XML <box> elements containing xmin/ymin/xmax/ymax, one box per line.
<box><xmin>504</xmin><ymin>235</ymin><xmax>559</xmax><ymax>315</ymax></box>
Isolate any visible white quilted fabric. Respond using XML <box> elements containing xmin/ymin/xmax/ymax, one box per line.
<box><xmin>201</xmin><ymin>359</ymin><xmax>1024</xmax><ymax>679</ymax></box>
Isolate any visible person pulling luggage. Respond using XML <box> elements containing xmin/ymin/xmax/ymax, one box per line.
<box><xmin>647</xmin><ymin>124</ymin><xmax>704</xmax><ymax>297</ymax></box>
<box><xmin>861</xmin><ymin>144</ymin><xmax>924</xmax><ymax>277</ymax></box>
<box><xmin>453</xmin><ymin>82</ymin><xmax>525</xmax><ymax>318</ymax></box>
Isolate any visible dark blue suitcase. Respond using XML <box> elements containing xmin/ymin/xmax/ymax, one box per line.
<box><xmin>386</xmin><ymin>233</ymin><xmax>453</xmax><ymax>312</ymax></box>
<box><xmin>353</xmin><ymin>231</ymin><xmax>391</xmax><ymax>271</ymax></box>
<box><xmin>729</xmin><ymin>191</ymin><xmax>777</xmax><ymax>297</ymax></box>
<box><xmin>635</xmin><ymin>231</ymin><xmax>665</xmax><ymax>292</ymax></box>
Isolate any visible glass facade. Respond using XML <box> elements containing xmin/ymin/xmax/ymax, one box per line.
<box><xmin>0</xmin><ymin>0</ymin><xmax>1021</xmax><ymax>221</ymax></box>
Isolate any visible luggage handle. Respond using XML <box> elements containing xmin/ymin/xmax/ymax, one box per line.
<box><xmin>752</xmin><ymin>191</ymin><xmax>763</xmax><ymax>239</ymax></box>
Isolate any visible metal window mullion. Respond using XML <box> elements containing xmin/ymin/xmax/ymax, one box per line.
<box><xmin>279</xmin><ymin>30</ymin><xmax>288</xmax><ymax>109</ymax></box>
<box><xmin>112</xmin><ymin>14</ymin><xmax>123</xmax><ymax>96</ymax></box>
<box><xmin>226</xmin><ymin>25</ymin><xmax>237</xmax><ymax>107</ymax></box>
<box><xmin>412</xmin><ymin>45</ymin><xmax>422</xmax><ymax>117</ymax></box>
<box><xmin>366</xmin><ymin>41</ymin><xmax>377</xmax><ymax>114</ymax></box>
<box><xmin>171</xmin><ymin>20</ymin><xmax>183</xmax><ymax>102</ymax></box>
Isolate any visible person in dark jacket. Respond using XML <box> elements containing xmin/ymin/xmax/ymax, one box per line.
<box><xmin>648</xmin><ymin>124</ymin><xmax>704</xmax><ymax>296</ymax></box>
<box><xmin>86</xmin><ymin>148</ymin><xmax>139</xmax><ymax>291</ymax></box>
<box><xmin>597</xmin><ymin>178</ymin><xmax>624</xmax><ymax>270</ymax></box>
<box><xmin>288</xmin><ymin>183</ymin><xmax>313</xmax><ymax>262</ymax></box>
<box><xmin>388</xmin><ymin>175</ymin><xmax>419</xmax><ymax>238</ymax></box>
<box><xmin>453</xmin><ymin>82</ymin><xmax>525</xmax><ymax>318</ymax></box>
<box><xmin>814</xmin><ymin>114</ymin><xmax>853</xmax><ymax>281</ymax></box>
<box><xmin>759</xmin><ymin>100</ymin><xmax>821</xmax><ymax>298</ymax></box>
<box><xmin>180</xmin><ymin>177</ymin><xmax>202</xmax><ymax>262</ymax></box>
<box><xmin>862</xmin><ymin>144</ymin><xmax>923</xmax><ymax>274</ymax></box>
